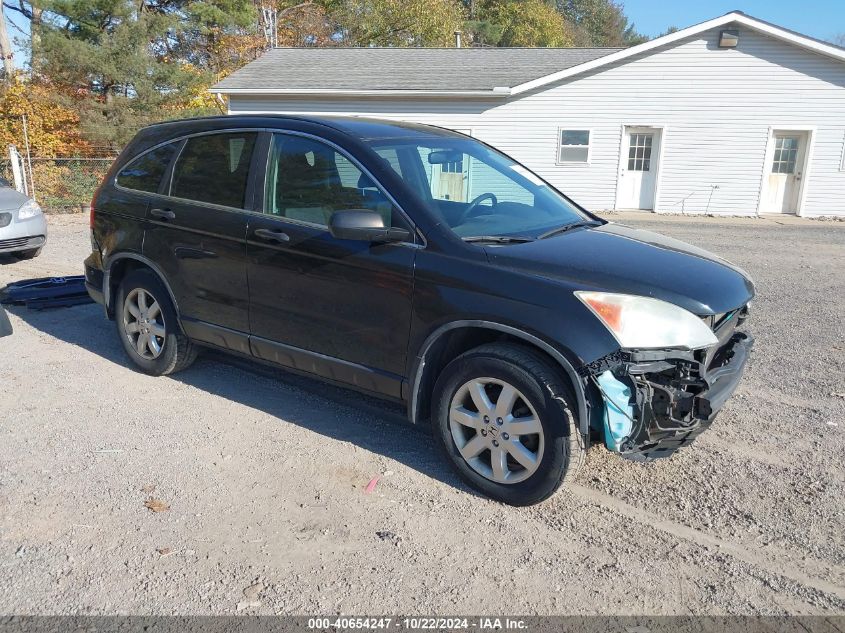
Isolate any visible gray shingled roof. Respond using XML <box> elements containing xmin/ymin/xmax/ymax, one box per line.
<box><xmin>211</xmin><ymin>47</ymin><xmax>623</xmax><ymax>93</ymax></box>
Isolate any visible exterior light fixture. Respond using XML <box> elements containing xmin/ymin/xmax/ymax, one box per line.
<box><xmin>719</xmin><ymin>29</ymin><xmax>739</xmax><ymax>48</ymax></box>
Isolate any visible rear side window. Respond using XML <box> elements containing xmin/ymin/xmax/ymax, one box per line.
<box><xmin>170</xmin><ymin>132</ymin><xmax>257</xmax><ymax>208</ymax></box>
<box><xmin>116</xmin><ymin>142</ymin><xmax>178</xmax><ymax>193</ymax></box>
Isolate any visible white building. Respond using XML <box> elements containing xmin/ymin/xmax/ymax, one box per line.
<box><xmin>211</xmin><ymin>12</ymin><xmax>845</xmax><ymax>217</ymax></box>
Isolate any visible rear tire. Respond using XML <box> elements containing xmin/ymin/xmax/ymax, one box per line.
<box><xmin>116</xmin><ymin>269</ymin><xmax>197</xmax><ymax>376</ymax></box>
<box><xmin>432</xmin><ymin>343</ymin><xmax>584</xmax><ymax>506</ymax></box>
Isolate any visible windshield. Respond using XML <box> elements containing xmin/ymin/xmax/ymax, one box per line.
<box><xmin>366</xmin><ymin>136</ymin><xmax>594</xmax><ymax>239</ymax></box>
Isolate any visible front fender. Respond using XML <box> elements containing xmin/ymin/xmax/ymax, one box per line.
<box><xmin>408</xmin><ymin>249</ymin><xmax>620</xmax><ymax>372</ymax></box>
<box><xmin>406</xmin><ymin>251</ymin><xmax>622</xmax><ymax>436</ymax></box>
<box><xmin>407</xmin><ymin>319</ymin><xmax>594</xmax><ymax>438</ymax></box>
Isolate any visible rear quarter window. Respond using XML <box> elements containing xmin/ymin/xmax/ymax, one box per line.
<box><xmin>170</xmin><ymin>132</ymin><xmax>257</xmax><ymax>209</ymax></box>
<box><xmin>116</xmin><ymin>142</ymin><xmax>179</xmax><ymax>193</ymax></box>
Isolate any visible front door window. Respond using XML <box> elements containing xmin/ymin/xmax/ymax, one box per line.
<box><xmin>627</xmin><ymin>133</ymin><xmax>653</xmax><ymax>172</ymax></box>
<box><xmin>771</xmin><ymin>136</ymin><xmax>799</xmax><ymax>174</ymax></box>
<box><xmin>264</xmin><ymin>134</ymin><xmax>405</xmax><ymax>231</ymax></box>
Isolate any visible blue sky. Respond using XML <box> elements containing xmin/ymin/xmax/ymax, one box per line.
<box><xmin>622</xmin><ymin>0</ymin><xmax>844</xmax><ymax>43</ymax></box>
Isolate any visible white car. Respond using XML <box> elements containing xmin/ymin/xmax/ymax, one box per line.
<box><xmin>0</xmin><ymin>177</ymin><xmax>47</xmax><ymax>259</ymax></box>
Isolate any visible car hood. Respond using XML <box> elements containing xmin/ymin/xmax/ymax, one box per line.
<box><xmin>486</xmin><ymin>222</ymin><xmax>755</xmax><ymax>315</ymax></box>
<box><xmin>0</xmin><ymin>187</ymin><xmax>30</xmax><ymax>212</ymax></box>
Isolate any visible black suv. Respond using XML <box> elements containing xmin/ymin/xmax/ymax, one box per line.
<box><xmin>85</xmin><ymin>115</ymin><xmax>754</xmax><ymax>505</ymax></box>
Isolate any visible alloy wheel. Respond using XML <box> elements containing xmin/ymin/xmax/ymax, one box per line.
<box><xmin>449</xmin><ymin>377</ymin><xmax>544</xmax><ymax>484</ymax></box>
<box><xmin>122</xmin><ymin>288</ymin><xmax>166</xmax><ymax>360</ymax></box>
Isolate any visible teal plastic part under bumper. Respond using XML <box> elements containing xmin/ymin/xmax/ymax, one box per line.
<box><xmin>597</xmin><ymin>370</ymin><xmax>634</xmax><ymax>452</ymax></box>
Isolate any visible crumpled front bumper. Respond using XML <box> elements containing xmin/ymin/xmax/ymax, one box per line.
<box><xmin>585</xmin><ymin>308</ymin><xmax>753</xmax><ymax>460</ymax></box>
<box><xmin>623</xmin><ymin>331</ymin><xmax>752</xmax><ymax>460</ymax></box>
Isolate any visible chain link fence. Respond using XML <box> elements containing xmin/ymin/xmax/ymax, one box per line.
<box><xmin>1</xmin><ymin>155</ymin><xmax>117</xmax><ymax>213</ymax></box>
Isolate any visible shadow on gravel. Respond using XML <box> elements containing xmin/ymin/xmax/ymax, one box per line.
<box><xmin>8</xmin><ymin>302</ymin><xmax>470</xmax><ymax>495</ymax></box>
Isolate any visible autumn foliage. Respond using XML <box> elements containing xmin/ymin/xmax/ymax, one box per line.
<box><xmin>0</xmin><ymin>81</ymin><xmax>91</xmax><ymax>157</ymax></box>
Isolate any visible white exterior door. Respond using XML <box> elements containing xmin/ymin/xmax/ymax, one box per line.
<box><xmin>617</xmin><ymin>128</ymin><xmax>661</xmax><ymax>210</ymax></box>
<box><xmin>431</xmin><ymin>128</ymin><xmax>472</xmax><ymax>203</ymax></box>
<box><xmin>761</xmin><ymin>132</ymin><xmax>808</xmax><ymax>214</ymax></box>
<box><xmin>432</xmin><ymin>157</ymin><xmax>468</xmax><ymax>202</ymax></box>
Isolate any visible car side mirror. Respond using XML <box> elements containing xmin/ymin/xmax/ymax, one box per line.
<box><xmin>328</xmin><ymin>210</ymin><xmax>411</xmax><ymax>243</ymax></box>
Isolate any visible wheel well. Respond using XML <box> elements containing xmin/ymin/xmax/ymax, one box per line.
<box><xmin>106</xmin><ymin>259</ymin><xmax>141</xmax><ymax>317</ymax></box>
<box><xmin>105</xmin><ymin>258</ymin><xmax>177</xmax><ymax>323</ymax></box>
<box><xmin>413</xmin><ymin>327</ymin><xmax>580</xmax><ymax>426</ymax></box>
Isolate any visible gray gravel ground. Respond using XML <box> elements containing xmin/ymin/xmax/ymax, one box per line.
<box><xmin>0</xmin><ymin>213</ymin><xmax>843</xmax><ymax>615</ymax></box>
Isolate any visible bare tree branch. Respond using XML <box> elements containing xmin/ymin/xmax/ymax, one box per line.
<box><xmin>3</xmin><ymin>2</ymin><xmax>33</xmax><ymax>19</ymax></box>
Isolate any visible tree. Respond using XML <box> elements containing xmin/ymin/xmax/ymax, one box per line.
<box><xmin>171</xmin><ymin>0</ymin><xmax>257</xmax><ymax>73</ymax></box>
<box><xmin>0</xmin><ymin>7</ymin><xmax>14</xmax><ymax>80</ymax></box>
<box><xmin>3</xmin><ymin>0</ymin><xmax>44</xmax><ymax>65</ymax></box>
<box><xmin>623</xmin><ymin>22</ymin><xmax>648</xmax><ymax>45</ymax></box>
<box><xmin>463</xmin><ymin>18</ymin><xmax>503</xmax><ymax>45</ymax></box>
<box><xmin>329</xmin><ymin>0</ymin><xmax>465</xmax><ymax>46</ymax></box>
<box><xmin>456</xmin><ymin>0</ymin><xmax>477</xmax><ymax>19</ymax></box>
<box><xmin>29</xmin><ymin>0</ymin><xmax>257</xmax><ymax>146</ymax></box>
<box><xmin>0</xmin><ymin>79</ymin><xmax>89</xmax><ymax>155</ymax></box>
<box><xmin>556</xmin><ymin>0</ymin><xmax>640</xmax><ymax>47</ymax></box>
<box><xmin>481</xmin><ymin>0</ymin><xmax>572</xmax><ymax>47</ymax></box>
<box><xmin>276</xmin><ymin>1</ymin><xmax>338</xmax><ymax>47</ymax></box>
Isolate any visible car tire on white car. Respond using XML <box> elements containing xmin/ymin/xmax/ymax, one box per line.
<box><xmin>116</xmin><ymin>270</ymin><xmax>197</xmax><ymax>376</ymax></box>
<box><xmin>432</xmin><ymin>343</ymin><xmax>584</xmax><ymax>506</ymax></box>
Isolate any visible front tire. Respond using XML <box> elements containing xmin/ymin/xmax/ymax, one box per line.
<box><xmin>432</xmin><ymin>343</ymin><xmax>584</xmax><ymax>506</ymax></box>
<box><xmin>116</xmin><ymin>270</ymin><xmax>197</xmax><ymax>376</ymax></box>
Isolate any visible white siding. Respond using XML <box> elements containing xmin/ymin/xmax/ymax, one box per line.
<box><xmin>229</xmin><ymin>25</ymin><xmax>845</xmax><ymax>217</ymax></box>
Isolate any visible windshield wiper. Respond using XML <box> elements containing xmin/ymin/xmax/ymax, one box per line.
<box><xmin>538</xmin><ymin>221</ymin><xmax>600</xmax><ymax>240</ymax></box>
<box><xmin>462</xmin><ymin>235</ymin><xmax>535</xmax><ymax>244</ymax></box>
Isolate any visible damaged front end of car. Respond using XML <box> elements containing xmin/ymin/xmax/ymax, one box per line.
<box><xmin>580</xmin><ymin>304</ymin><xmax>753</xmax><ymax>460</ymax></box>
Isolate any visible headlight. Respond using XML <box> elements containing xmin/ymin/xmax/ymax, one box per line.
<box><xmin>17</xmin><ymin>200</ymin><xmax>42</xmax><ymax>220</ymax></box>
<box><xmin>575</xmin><ymin>291</ymin><xmax>718</xmax><ymax>350</ymax></box>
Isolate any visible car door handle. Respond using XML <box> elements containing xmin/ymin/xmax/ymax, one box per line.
<box><xmin>254</xmin><ymin>228</ymin><xmax>290</xmax><ymax>243</ymax></box>
<box><xmin>151</xmin><ymin>208</ymin><xmax>175</xmax><ymax>221</ymax></box>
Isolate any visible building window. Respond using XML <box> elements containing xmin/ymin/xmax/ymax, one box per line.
<box><xmin>627</xmin><ymin>133</ymin><xmax>653</xmax><ymax>171</ymax></box>
<box><xmin>558</xmin><ymin>130</ymin><xmax>590</xmax><ymax>163</ymax></box>
<box><xmin>771</xmin><ymin>136</ymin><xmax>799</xmax><ymax>174</ymax></box>
<box><xmin>442</xmin><ymin>158</ymin><xmax>464</xmax><ymax>173</ymax></box>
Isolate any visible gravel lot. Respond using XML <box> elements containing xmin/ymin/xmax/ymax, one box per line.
<box><xmin>0</xmin><ymin>213</ymin><xmax>843</xmax><ymax>615</ymax></box>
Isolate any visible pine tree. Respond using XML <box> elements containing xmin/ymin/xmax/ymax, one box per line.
<box><xmin>31</xmin><ymin>0</ymin><xmax>256</xmax><ymax>146</ymax></box>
